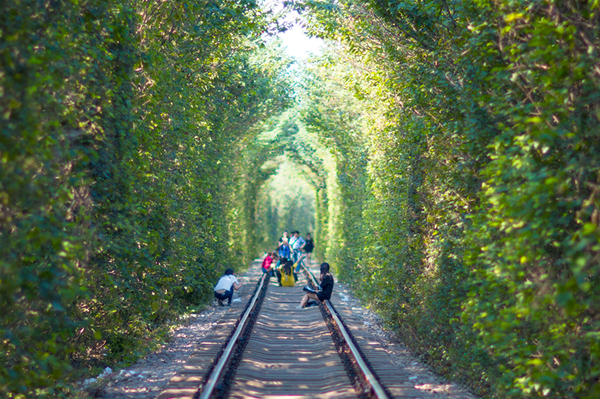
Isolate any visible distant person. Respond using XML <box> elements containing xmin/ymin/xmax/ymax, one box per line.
<box><xmin>291</xmin><ymin>231</ymin><xmax>306</xmax><ymax>271</ymax></box>
<box><xmin>276</xmin><ymin>257</ymin><xmax>288</xmax><ymax>274</ymax></box>
<box><xmin>214</xmin><ymin>268</ymin><xmax>242</xmax><ymax>306</ymax></box>
<box><xmin>261</xmin><ymin>251</ymin><xmax>277</xmax><ymax>275</ymax></box>
<box><xmin>288</xmin><ymin>231</ymin><xmax>297</xmax><ymax>263</ymax></box>
<box><xmin>278</xmin><ymin>230</ymin><xmax>289</xmax><ymax>247</ymax></box>
<box><xmin>300</xmin><ymin>263</ymin><xmax>333</xmax><ymax>308</ymax></box>
<box><xmin>277</xmin><ymin>260</ymin><xmax>297</xmax><ymax>287</ymax></box>
<box><xmin>304</xmin><ymin>233</ymin><xmax>314</xmax><ymax>265</ymax></box>
<box><xmin>269</xmin><ymin>252</ymin><xmax>279</xmax><ymax>276</ymax></box>
<box><xmin>278</xmin><ymin>235</ymin><xmax>291</xmax><ymax>260</ymax></box>
<box><xmin>288</xmin><ymin>230</ymin><xmax>298</xmax><ymax>251</ymax></box>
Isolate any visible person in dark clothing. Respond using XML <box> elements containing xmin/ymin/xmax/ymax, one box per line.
<box><xmin>304</xmin><ymin>233</ymin><xmax>314</xmax><ymax>265</ymax></box>
<box><xmin>300</xmin><ymin>262</ymin><xmax>334</xmax><ymax>308</ymax></box>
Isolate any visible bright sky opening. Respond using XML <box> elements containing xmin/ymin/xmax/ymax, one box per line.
<box><xmin>279</xmin><ymin>24</ymin><xmax>324</xmax><ymax>60</ymax></box>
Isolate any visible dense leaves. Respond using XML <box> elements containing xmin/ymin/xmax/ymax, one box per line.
<box><xmin>0</xmin><ymin>0</ymin><xmax>291</xmax><ymax>396</ymax></box>
<box><xmin>293</xmin><ymin>0</ymin><xmax>600</xmax><ymax>397</ymax></box>
<box><xmin>3</xmin><ymin>0</ymin><xmax>600</xmax><ymax>397</ymax></box>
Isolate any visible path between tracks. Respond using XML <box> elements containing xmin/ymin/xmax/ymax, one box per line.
<box><xmin>92</xmin><ymin>259</ymin><xmax>477</xmax><ymax>399</ymax></box>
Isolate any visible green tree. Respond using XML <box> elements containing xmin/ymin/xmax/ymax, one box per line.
<box><xmin>1</xmin><ymin>0</ymin><xmax>292</xmax><ymax>396</ymax></box>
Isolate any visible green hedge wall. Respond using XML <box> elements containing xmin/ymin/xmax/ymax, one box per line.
<box><xmin>297</xmin><ymin>0</ymin><xmax>600</xmax><ymax>396</ymax></box>
<box><xmin>0</xmin><ymin>0</ymin><xmax>290</xmax><ymax>396</ymax></box>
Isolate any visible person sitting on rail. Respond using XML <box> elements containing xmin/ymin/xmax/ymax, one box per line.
<box><xmin>300</xmin><ymin>262</ymin><xmax>333</xmax><ymax>308</ymax></box>
<box><xmin>214</xmin><ymin>268</ymin><xmax>242</xmax><ymax>306</ymax></box>
<box><xmin>276</xmin><ymin>260</ymin><xmax>297</xmax><ymax>287</ymax></box>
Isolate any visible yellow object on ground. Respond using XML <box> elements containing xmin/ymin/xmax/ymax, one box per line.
<box><xmin>280</xmin><ymin>271</ymin><xmax>295</xmax><ymax>287</ymax></box>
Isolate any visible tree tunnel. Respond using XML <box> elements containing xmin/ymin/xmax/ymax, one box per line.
<box><xmin>2</xmin><ymin>1</ymin><xmax>600</xmax><ymax>397</ymax></box>
<box><xmin>241</xmin><ymin>116</ymin><xmax>330</xmax><ymax>258</ymax></box>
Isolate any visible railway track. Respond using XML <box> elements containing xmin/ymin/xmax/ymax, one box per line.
<box><xmin>158</xmin><ymin>261</ymin><xmax>429</xmax><ymax>399</ymax></box>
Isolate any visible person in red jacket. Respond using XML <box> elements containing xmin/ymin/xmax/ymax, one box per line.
<box><xmin>261</xmin><ymin>251</ymin><xmax>277</xmax><ymax>275</ymax></box>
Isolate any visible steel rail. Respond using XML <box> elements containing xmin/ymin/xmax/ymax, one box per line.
<box><xmin>303</xmin><ymin>265</ymin><xmax>390</xmax><ymax>399</ymax></box>
<box><xmin>198</xmin><ymin>272</ymin><xmax>267</xmax><ymax>399</ymax></box>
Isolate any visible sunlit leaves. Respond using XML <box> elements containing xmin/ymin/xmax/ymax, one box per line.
<box><xmin>1</xmin><ymin>0</ymin><xmax>291</xmax><ymax>396</ymax></box>
<box><xmin>297</xmin><ymin>0</ymin><xmax>600</xmax><ymax>397</ymax></box>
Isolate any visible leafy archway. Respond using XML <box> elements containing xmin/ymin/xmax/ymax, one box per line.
<box><xmin>3</xmin><ymin>0</ymin><xmax>600</xmax><ymax>397</ymax></box>
<box><xmin>238</xmin><ymin>115</ymin><xmax>328</xmax><ymax>258</ymax></box>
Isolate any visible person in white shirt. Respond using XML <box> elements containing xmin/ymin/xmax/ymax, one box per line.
<box><xmin>288</xmin><ymin>231</ymin><xmax>298</xmax><ymax>252</ymax></box>
<box><xmin>291</xmin><ymin>231</ymin><xmax>306</xmax><ymax>271</ymax></box>
<box><xmin>214</xmin><ymin>268</ymin><xmax>242</xmax><ymax>306</ymax></box>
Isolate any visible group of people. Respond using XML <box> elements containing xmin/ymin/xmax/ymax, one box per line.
<box><xmin>262</xmin><ymin>230</ymin><xmax>313</xmax><ymax>285</ymax></box>
<box><xmin>276</xmin><ymin>230</ymin><xmax>314</xmax><ymax>268</ymax></box>
<box><xmin>213</xmin><ymin>230</ymin><xmax>333</xmax><ymax>308</ymax></box>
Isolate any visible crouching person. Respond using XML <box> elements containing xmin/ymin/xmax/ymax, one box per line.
<box><xmin>214</xmin><ymin>268</ymin><xmax>242</xmax><ymax>306</ymax></box>
<box><xmin>277</xmin><ymin>260</ymin><xmax>297</xmax><ymax>287</ymax></box>
<box><xmin>262</xmin><ymin>251</ymin><xmax>278</xmax><ymax>276</ymax></box>
<box><xmin>300</xmin><ymin>262</ymin><xmax>333</xmax><ymax>308</ymax></box>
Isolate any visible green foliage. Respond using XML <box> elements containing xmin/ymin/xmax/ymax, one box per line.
<box><xmin>462</xmin><ymin>1</ymin><xmax>600</xmax><ymax>396</ymax></box>
<box><xmin>295</xmin><ymin>0</ymin><xmax>600</xmax><ymax>397</ymax></box>
<box><xmin>0</xmin><ymin>0</ymin><xmax>291</xmax><ymax>396</ymax></box>
<box><xmin>255</xmin><ymin>158</ymin><xmax>316</xmax><ymax>253</ymax></box>
<box><xmin>242</xmin><ymin>114</ymin><xmax>323</xmax><ymax>255</ymax></box>
<box><xmin>3</xmin><ymin>0</ymin><xmax>600</xmax><ymax>397</ymax></box>
<box><xmin>299</xmin><ymin>52</ymin><xmax>369</xmax><ymax>279</ymax></box>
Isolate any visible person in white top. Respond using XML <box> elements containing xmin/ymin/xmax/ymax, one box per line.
<box><xmin>214</xmin><ymin>268</ymin><xmax>242</xmax><ymax>306</ymax></box>
<box><xmin>291</xmin><ymin>231</ymin><xmax>306</xmax><ymax>271</ymax></box>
